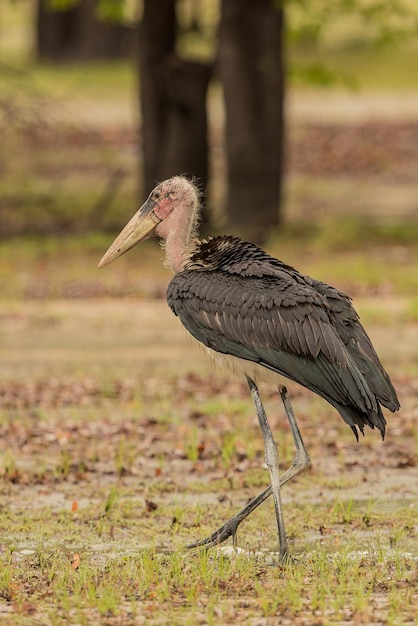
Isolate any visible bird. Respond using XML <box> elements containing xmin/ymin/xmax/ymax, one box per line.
<box><xmin>99</xmin><ymin>176</ymin><xmax>400</xmax><ymax>561</ymax></box>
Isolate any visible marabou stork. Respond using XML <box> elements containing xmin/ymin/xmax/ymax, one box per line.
<box><xmin>99</xmin><ymin>176</ymin><xmax>400</xmax><ymax>561</ymax></box>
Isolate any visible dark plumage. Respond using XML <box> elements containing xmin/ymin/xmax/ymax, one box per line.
<box><xmin>168</xmin><ymin>236</ymin><xmax>398</xmax><ymax>440</ymax></box>
<box><xmin>99</xmin><ymin>176</ymin><xmax>400</xmax><ymax>561</ymax></box>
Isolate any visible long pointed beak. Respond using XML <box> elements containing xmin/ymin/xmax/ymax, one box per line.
<box><xmin>98</xmin><ymin>197</ymin><xmax>161</xmax><ymax>268</ymax></box>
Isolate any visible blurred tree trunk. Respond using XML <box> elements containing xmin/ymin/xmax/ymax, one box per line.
<box><xmin>36</xmin><ymin>0</ymin><xmax>131</xmax><ymax>61</ymax></box>
<box><xmin>219</xmin><ymin>0</ymin><xmax>285</xmax><ymax>242</ymax></box>
<box><xmin>139</xmin><ymin>0</ymin><xmax>211</xmax><ymax>208</ymax></box>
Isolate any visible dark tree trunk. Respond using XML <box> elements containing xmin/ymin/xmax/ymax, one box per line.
<box><xmin>36</xmin><ymin>0</ymin><xmax>78</xmax><ymax>59</ymax></box>
<box><xmin>138</xmin><ymin>0</ymin><xmax>176</xmax><ymax>195</ymax></box>
<box><xmin>219</xmin><ymin>0</ymin><xmax>285</xmax><ymax>242</ymax></box>
<box><xmin>139</xmin><ymin>0</ymin><xmax>211</xmax><ymax>205</ymax></box>
<box><xmin>36</xmin><ymin>0</ymin><xmax>131</xmax><ymax>61</ymax></box>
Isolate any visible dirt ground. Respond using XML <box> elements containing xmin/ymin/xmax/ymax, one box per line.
<box><xmin>0</xmin><ymin>87</ymin><xmax>417</xmax><ymax>624</ymax></box>
<box><xmin>0</xmin><ymin>293</ymin><xmax>417</xmax><ymax>624</ymax></box>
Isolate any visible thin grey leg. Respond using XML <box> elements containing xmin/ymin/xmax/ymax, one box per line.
<box><xmin>279</xmin><ymin>385</ymin><xmax>311</xmax><ymax>473</ymax></box>
<box><xmin>187</xmin><ymin>385</ymin><xmax>310</xmax><ymax>551</ymax></box>
<box><xmin>246</xmin><ymin>376</ymin><xmax>288</xmax><ymax>561</ymax></box>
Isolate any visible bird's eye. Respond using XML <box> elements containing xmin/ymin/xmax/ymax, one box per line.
<box><xmin>152</xmin><ymin>190</ymin><xmax>162</xmax><ymax>201</ymax></box>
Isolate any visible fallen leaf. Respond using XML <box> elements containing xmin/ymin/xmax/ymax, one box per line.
<box><xmin>71</xmin><ymin>553</ymin><xmax>80</xmax><ymax>569</ymax></box>
<box><xmin>145</xmin><ymin>499</ymin><xmax>158</xmax><ymax>513</ymax></box>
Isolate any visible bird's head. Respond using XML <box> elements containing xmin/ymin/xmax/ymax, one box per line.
<box><xmin>98</xmin><ymin>176</ymin><xmax>199</xmax><ymax>268</ymax></box>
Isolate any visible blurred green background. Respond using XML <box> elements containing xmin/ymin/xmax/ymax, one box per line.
<box><xmin>1</xmin><ymin>0</ymin><xmax>417</xmax><ymax>299</ymax></box>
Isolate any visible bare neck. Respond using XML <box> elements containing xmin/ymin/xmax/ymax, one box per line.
<box><xmin>157</xmin><ymin>202</ymin><xmax>199</xmax><ymax>274</ymax></box>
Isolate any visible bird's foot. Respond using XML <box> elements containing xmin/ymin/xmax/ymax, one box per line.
<box><xmin>265</xmin><ymin>551</ymin><xmax>295</xmax><ymax>568</ymax></box>
<box><xmin>186</xmin><ymin>517</ymin><xmax>240</xmax><ymax>550</ymax></box>
<box><xmin>278</xmin><ymin>547</ymin><xmax>292</xmax><ymax>565</ymax></box>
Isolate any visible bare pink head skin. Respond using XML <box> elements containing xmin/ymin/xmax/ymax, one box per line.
<box><xmin>98</xmin><ymin>176</ymin><xmax>200</xmax><ymax>273</ymax></box>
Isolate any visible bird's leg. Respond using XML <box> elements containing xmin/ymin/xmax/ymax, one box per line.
<box><xmin>186</xmin><ymin>487</ymin><xmax>275</xmax><ymax>550</ymax></box>
<box><xmin>187</xmin><ymin>386</ymin><xmax>310</xmax><ymax>551</ymax></box>
<box><xmin>246</xmin><ymin>376</ymin><xmax>288</xmax><ymax>562</ymax></box>
<box><xmin>278</xmin><ymin>385</ymin><xmax>311</xmax><ymax>475</ymax></box>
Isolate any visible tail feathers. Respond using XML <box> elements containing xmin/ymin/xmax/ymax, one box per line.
<box><xmin>336</xmin><ymin>402</ymin><xmax>387</xmax><ymax>442</ymax></box>
<box><xmin>346</xmin><ymin>338</ymin><xmax>400</xmax><ymax>412</ymax></box>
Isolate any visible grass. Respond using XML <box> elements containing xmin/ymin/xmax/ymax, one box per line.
<box><xmin>287</xmin><ymin>0</ymin><xmax>418</xmax><ymax>90</ymax></box>
<box><xmin>0</xmin><ymin>5</ymin><xmax>417</xmax><ymax>624</ymax></box>
<box><xmin>0</xmin><ymin>289</ymin><xmax>417</xmax><ymax>624</ymax></box>
<box><xmin>0</xmin><ymin>505</ymin><xmax>416</xmax><ymax>625</ymax></box>
<box><xmin>289</xmin><ymin>40</ymin><xmax>418</xmax><ymax>90</ymax></box>
<box><xmin>1</xmin><ymin>228</ymin><xmax>417</xmax><ymax>305</ymax></box>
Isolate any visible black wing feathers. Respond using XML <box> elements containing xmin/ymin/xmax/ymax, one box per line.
<box><xmin>168</xmin><ymin>237</ymin><xmax>399</xmax><ymax>438</ymax></box>
<box><xmin>312</xmin><ymin>279</ymin><xmax>399</xmax><ymax>412</ymax></box>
